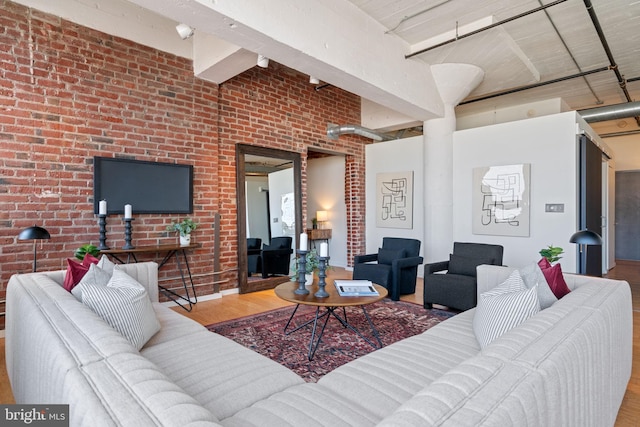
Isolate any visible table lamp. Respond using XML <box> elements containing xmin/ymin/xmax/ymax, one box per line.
<box><xmin>18</xmin><ymin>225</ymin><xmax>51</xmax><ymax>272</ymax></box>
<box><xmin>316</xmin><ymin>210</ymin><xmax>328</xmax><ymax>228</ymax></box>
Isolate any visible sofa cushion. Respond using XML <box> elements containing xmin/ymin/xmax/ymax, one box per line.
<box><xmin>519</xmin><ymin>262</ymin><xmax>558</xmax><ymax>309</ymax></box>
<box><xmin>448</xmin><ymin>253</ymin><xmax>494</xmax><ymax>277</ymax></box>
<box><xmin>78</xmin><ymin>268</ymin><xmax>161</xmax><ymax>350</ymax></box>
<box><xmin>72</xmin><ymin>263</ymin><xmax>112</xmax><ymax>301</ymax></box>
<box><xmin>473</xmin><ymin>270</ymin><xmax>540</xmax><ymax>348</ymax></box>
<box><xmin>378</xmin><ymin>248</ymin><xmax>405</xmax><ymax>265</ymax></box>
<box><xmin>63</xmin><ymin>255</ymin><xmax>99</xmax><ymax>292</ymax></box>
<box><xmin>538</xmin><ymin>258</ymin><xmax>571</xmax><ymax>299</ymax></box>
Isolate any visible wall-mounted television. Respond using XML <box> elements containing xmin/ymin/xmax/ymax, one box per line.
<box><xmin>93</xmin><ymin>156</ymin><xmax>193</xmax><ymax>215</ymax></box>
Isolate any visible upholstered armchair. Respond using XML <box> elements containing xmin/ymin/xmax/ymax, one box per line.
<box><xmin>260</xmin><ymin>236</ymin><xmax>294</xmax><ymax>278</ymax></box>
<box><xmin>423</xmin><ymin>242</ymin><xmax>504</xmax><ymax>311</ymax></box>
<box><xmin>352</xmin><ymin>237</ymin><xmax>423</xmax><ymax>301</ymax></box>
<box><xmin>247</xmin><ymin>238</ymin><xmax>262</xmax><ymax>276</ymax></box>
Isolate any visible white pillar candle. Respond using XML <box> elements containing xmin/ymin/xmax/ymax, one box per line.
<box><xmin>99</xmin><ymin>200</ymin><xmax>107</xmax><ymax>215</ymax></box>
<box><xmin>124</xmin><ymin>204</ymin><xmax>132</xmax><ymax>219</ymax></box>
<box><xmin>299</xmin><ymin>232</ymin><xmax>308</xmax><ymax>251</ymax></box>
<box><xmin>319</xmin><ymin>242</ymin><xmax>328</xmax><ymax>258</ymax></box>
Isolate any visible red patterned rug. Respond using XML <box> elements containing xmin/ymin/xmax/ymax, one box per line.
<box><xmin>207</xmin><ymin>300</ymin><xmax>455</xmax><ymax>382</ymax></box>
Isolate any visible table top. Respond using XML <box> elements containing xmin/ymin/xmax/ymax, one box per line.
<box><xmin>275</xmin><ymin>280</ymin><xmax>387</xmax><ymax>307</ymax></box>
<box><xmin>99</xmin><ymin>242</ymin><xmax>201</xmax><ymax>255</ymax></box>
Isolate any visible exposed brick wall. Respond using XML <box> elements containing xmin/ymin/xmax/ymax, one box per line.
<box><xmin>0</xmin><ymin>1</ymin><xmax>368</xmax><ymax>328</ymax></box>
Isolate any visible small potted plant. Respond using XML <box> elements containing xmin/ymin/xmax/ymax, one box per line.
<box><xmin>74</xmin><ymin>244</ymin><xmax>100</xmax><ymax>261</ymax></box>
<box><xmin>167</xmin><ymin>218</ymin><xmax>198</xmax><ymax>246</ymax></box>
<box><xmin>291</xmin><ymin>248</ymin><xmax>329</xmax><ymax>286</ymax></box>
<box><xmin>539</xmin><ymin>245</ymin><xmax>564</xmax><ymax>264</ymax></box>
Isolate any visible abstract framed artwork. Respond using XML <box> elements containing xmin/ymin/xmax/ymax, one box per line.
<box><xmin>472</xmin><ymin>164</ymin><xmax>530</xmax><ymax>237</ymax></box>
<box><xmin>376</xmin><ymin>171</ymin><xmax>414</xmax><ymax>229</ymax></box>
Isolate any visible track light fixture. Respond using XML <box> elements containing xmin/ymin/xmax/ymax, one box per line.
<box><xmin>257</xmin><ymin>55</ymin><xmax>269</xmax><ymax>68</ymax></box>
<box><xmin>309</xmin><ymin>76</ymin><xmax>320</xmax><ymax>84</ymax></box>
<box><xmin>175</xmin><ymin>23</ymin><xmax>195</xmax><ymax>40</ymax></box>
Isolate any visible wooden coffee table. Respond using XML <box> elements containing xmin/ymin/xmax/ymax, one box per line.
<box><xmin>274</xmin><ymin>280</ymin><xmax>388</xmax><ymax>360</ymax></box>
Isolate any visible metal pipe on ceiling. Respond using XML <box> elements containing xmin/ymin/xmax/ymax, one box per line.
<box><xmin>582</xmin><ymin>0</ymin><xmax>640</xmax><ymax>127</ymax></box>
<box><xmin>405</xmin><ymin>0</ymin><xmax>568</xmax><ymax>58</ymax></box>
<box><xmin>579</xmin><ymin>101</ymin><xmax>640</xmax><ymax>123</ymax></box>
<box><xmin>459</xmin><ymin>66</ymin><xmax>610</xmax><ymax>105</ymax></box>
<box><xmin>327</xmin><ymin>124</ymin><xmax>394</xmax><ymax>141</ymax></box>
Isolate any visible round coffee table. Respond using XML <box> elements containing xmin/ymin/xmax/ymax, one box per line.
<box><xmin>275</xmin><ymin>280</ymin><xmax>388</xmax><ymax>360</ymax></box>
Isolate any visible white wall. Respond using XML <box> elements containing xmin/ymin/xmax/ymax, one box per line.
<box><xmin>267</xmin><ymin>168</ymin><xmax>295</xmax><ymax>245</ymax></box>
<box><xmin>245</xmin><ymin>176</ymin><xmax>270</xmax><ymax>243</ymax></box>
<box><xmin>365</xmin><ymin>135</ymin><xmax>425</xmax><ymax>273</ymax></box>
<box><xmin>307</xmin><ymin>156</ymin><xmax>347</xmax><ymax>267</ymax></box>
<box><xmin>453</xmin><ymin>112</ymin><xmax>585</xmax><ymax>272</ymax></box>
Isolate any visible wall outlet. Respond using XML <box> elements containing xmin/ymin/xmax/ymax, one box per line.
<box><xmin>545</xmin><ymin>203</ymin><xmax>564</xmax><ymax>213</ymax></box>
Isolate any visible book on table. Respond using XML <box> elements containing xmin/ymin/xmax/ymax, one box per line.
<box><xmin>334</xmin><ymin>280</ymin><xmax>379</xmax><ymax>296</ymax></box>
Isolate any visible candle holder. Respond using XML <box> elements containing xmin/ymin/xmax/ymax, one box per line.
<box><xmin>97</xmin><ymin>214</ymin><xmax>110</xmax><ymax>250</ymax></box>
<box><xmin>314</xmin><ymin>256</ymin><xmax>330</xmax><ymax>298</ymax></box>
<box><xmin>295</xmin><ymin>249</ymin><xmax>310</xmax><ymax>295</ymax></box>
<box><xmin>123</xmin><ymin>218</ymin><xmax>135</xmax><ymax>250</ymax></box>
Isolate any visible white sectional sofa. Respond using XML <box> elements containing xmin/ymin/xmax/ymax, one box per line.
<box><xmin>5</xmin><ymin>262</ymin><xmax>632</xmax><ymax>426</ymax></box>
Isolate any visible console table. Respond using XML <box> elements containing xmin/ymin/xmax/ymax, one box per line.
<box><xmin>306</xmin><ymin>228</ymin><xmax>332</xmax><ymax>251</ymax></box>
<box><xmin>100</xmin><ymin>242</ymin><xmax>200</xmax><ymax>312</ymax></box>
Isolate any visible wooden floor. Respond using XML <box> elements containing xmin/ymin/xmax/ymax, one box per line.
<box><xmin>1</xmin><ymin>264</ymin><xmax>638</xmax><ymax>426</ymax></box>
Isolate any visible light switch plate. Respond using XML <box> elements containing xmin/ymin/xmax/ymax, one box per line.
<box><xmin>545</xmin><ymin>203</ymin><xmax>564</xmax><ymax>213</ymax></box>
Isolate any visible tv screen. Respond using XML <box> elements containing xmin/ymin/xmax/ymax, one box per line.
<box><xmin>93</xmin><ymin>157</ymin><xmax>193</xmax><ymax>215</ymax></box>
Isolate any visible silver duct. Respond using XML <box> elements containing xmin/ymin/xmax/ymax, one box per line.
<box><xmin>579</xmin><ymin>101</ymin><xmax>640</xmax><ymax>123</ymax></box>
<box><xmin>327</xmin><ymin>124</ymin><xmax>394</xmax><ymax>141</ymax></box>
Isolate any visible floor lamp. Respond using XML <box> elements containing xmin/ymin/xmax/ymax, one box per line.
<box><xmin>18</xmin><ymin>225</ymin><xmax>51</xmax><ymax>272</ymax></box>
<box><xmin>570</xmin><ymin>229</ymin><xmax>602</xmax><ymax>275</ymax></box>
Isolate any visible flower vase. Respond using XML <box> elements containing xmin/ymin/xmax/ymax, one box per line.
<box><xmin>305</xmin><ymin>273</ymin><xmax>313</xmax><ymax>286</ymax></box>
<box><xmin>180</xmin><ymin>234</ymin><xmax>191</xmax><ymax>246</ymax></box>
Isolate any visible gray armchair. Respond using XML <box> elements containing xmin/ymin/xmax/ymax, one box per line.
<box><xmin>353</xmin><ymin>237</ymin><xmax>423</xmax><ymax>301</ymax></box>
<box><xmin>423</xmin><ymin>242</ymin><xmax>504</xmax><ymax>311</ymax></box>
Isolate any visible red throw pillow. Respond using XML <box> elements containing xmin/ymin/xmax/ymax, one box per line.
<box><xmin>537</xmin><ymin>258</ymin><xmax>571</xmax><ymax>299</ymax></box>
<box><xmin>63</xmin><ymin>255</ymin><xmax>99</xmax><ymax>292</ymax></box>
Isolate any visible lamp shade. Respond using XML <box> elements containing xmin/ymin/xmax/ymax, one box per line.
<box><xmin>569</xmin><ymin>229</ymin><xmax>602</xmax><ymax>245</ymax></box>
<box><xmin>316</xmin><ymin>210</ymin><xmax>328</xmax><ymax>222</ymax></box>
<box><xmin>18</xmin><ymin>225</ymin><xmax>50</xmax><ymax>240</ymax></box>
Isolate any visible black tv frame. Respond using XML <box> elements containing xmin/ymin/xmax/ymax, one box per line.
<box><xmin>93</xmin><ymin>156</ymin><xmax>193</xmax><ymax>215</ymax></box>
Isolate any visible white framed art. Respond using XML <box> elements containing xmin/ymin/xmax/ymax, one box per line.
<box><xmin>472</xmin><ymin>163</ymin><xmax>530</xmax><ymax>237</ymax></box>
<box><xmin>376</xmin><ymin>171</ymin><xmax>413</xmax><ymax>229</ymax></box>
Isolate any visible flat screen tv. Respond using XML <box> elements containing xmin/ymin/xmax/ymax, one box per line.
<box><xmin>93</xmin><ymin>156</ymin><xmax>193</xmax><ymax>215</ymax></box>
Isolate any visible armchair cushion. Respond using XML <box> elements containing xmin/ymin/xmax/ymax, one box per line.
<box><xmin>378</xmin><ymin>248</ymin><xmax>406</xmax><ymax>265</ymax></box>
<box><xmin>448</xmin><ymin>253</ymin><xmax>495</xmax><ymax>277</ymax></box>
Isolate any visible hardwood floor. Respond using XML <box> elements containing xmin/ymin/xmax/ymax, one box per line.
<box><xmin>0</xmin><ymin>264</ymin><xmax>638</xmax><ymax>426</ymax></box>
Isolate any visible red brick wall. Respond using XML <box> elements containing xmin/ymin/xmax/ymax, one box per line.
<box><xmin>0</xmin><ymin>1</ymin><xmax>367</xmax><ymax>327</ymax></box>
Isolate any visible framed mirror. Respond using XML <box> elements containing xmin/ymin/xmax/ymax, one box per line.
<box><xmin>236</xmin><ymin>144</ymin><xmax>303</xmax><ymax>293</ymax></box>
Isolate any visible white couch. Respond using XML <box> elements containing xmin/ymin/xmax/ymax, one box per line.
<box><xmin>5</xmin><ymin>262</ymin><xmax>632</xmax><ymax>426</ymax></box>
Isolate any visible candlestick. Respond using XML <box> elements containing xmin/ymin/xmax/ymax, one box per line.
<box><xmin>319</xmin><ymin>242</ymin><xmax>328</xmax><ymax>258</ymax></box>
<box><xmin>299</xmin><ymin>232</ymin><xmax>308</xmax><ymax>251</ymax></box>
<box><xmin>314</xmin><ymin>256</ymin><xmax>330</xmax><ymax>298</ymax></box>
<box><xmin>99</xmin><ymin>200</ymin><xmax>107</xmax><ymax>215</ymax></box>
<box><xmin>124</xmin><ymin>204</ymin><xmax>132</xmax><ymax>219</ymax></box>
<box><xmin>294</xmin><ymin>249</ymin><xmax>310</xmax><ymax>295</ymax></box>
<box><xmin>123</xmin><ymin>218</ymin><xmax>135</xmax><ymax>249</ymax></box>
<box><xmin>97</xmin><ymin>214</ymin><xmax>109</xmax><ymax>250</ymax></box>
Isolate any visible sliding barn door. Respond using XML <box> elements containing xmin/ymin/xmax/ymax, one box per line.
<box><xmin>578</xmin><ymin>135</ymin><xmax>603</xmax><ymax>276</ymax></box>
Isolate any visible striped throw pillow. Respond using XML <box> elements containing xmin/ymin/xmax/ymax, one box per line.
<box><xmin>473</xmin><ymin>269</ymin><xmax>540</xmax><ymax>348</ymax></box>
<box><xmin>79</xmin><ymin>268</ymin><xmax>160</xmax><ymax>350</ymax></box>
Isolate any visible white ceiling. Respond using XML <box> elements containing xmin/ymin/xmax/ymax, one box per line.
<box><xmin>351</xmin><ymin>0</ymin><xmax>640</xmax><ymax>119</ymax></box>
<box><xmin>13</xmin><ymin>0</ymin><xmax>640</xmax><ymax>133</ymax></box>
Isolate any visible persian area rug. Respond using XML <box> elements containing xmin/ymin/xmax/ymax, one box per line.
<box><xmin>207</xmin><ymin>300</ymin><xmax>455</xmax><ymax>383</ymax></box>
